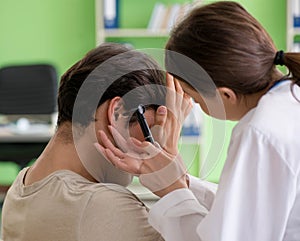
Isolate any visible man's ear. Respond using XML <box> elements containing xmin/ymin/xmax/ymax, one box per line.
<box><xmin>107</xmin><ymin>96</ymin><xmax>123</xmax><ymax>127</ymax></box>
<box><xmin>217</xmin><ymin>87</ymin><xmax>237</xmax><ymax>105</ymax></box>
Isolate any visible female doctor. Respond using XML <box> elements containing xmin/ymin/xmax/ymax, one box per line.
<box><xmin>97</xmin><ymin>1</ymin><xmax>300</xmax><ymax>240</ymax></box>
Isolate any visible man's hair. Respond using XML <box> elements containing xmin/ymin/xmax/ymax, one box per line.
<box><xmin>57</xmin><ymin>43</ymin><xmax>165</xmax><ymax>127</ymax></box>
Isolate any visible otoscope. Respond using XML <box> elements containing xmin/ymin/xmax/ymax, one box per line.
<box><xmin>136</xmin><ymin>104</ymin><xmax>155</xmax><ymax>144</ymax></box>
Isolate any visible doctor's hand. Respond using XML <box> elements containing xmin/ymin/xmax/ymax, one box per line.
<box><xmin>151</xmin><ymin>73</ymin><xmax>193</xmax><ymax>156</ymax></box>
<box><xmin>96</xmin><ymin>130</ymin><xmax>188</xmax><ymax>197</ymax></box>
<box><xmin>94</xmin><ymin>73</ymin><xmax>192</xmax><ymax>196</ymax></box>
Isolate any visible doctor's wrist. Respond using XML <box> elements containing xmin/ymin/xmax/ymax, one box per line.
<box><xmin>154</xmin><ymin>175</ymin><xmax>189</xmax><ymax>197</ymax></box>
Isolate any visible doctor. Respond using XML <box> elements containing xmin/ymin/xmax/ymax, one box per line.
<box><xmin>97</xmin><ymin>1</ymin><xmax>300</xmax><ymax>241</ymax></box>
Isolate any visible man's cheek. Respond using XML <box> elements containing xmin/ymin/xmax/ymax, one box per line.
<box><xmin>129</xmin><ymin>123</ymin><xmax>144</xmax><ymax>141</ymax></box>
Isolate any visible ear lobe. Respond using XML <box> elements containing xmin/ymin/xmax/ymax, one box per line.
<box><xmin>107</xmin><ymin>97</ymin><xmax>122</xmax><ymax>126</ymax></box>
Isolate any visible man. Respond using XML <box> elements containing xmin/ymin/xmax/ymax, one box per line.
<box><xmin>1</xmin><ymin>43</ymin><xmax>165</xmax><ymax>241</ymax></box>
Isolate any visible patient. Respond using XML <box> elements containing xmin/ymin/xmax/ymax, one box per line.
<box><xmin>1</xmin><ymin>43</ymin><xmax>165</xmax><ymax>241</ymax></box>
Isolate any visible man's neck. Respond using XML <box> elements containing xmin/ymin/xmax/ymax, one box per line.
<box><xmin>24</xmin><ymin>124</ymin><xmax>98</xmax><ymax>186</ymax></box>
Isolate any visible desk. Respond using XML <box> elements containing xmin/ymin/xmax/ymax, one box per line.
<box><xmin>0</xmin><ymin>125</ymin><xmax>53</xmax><ymax>169</ymax></box>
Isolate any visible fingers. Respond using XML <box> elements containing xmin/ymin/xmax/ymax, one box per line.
<box><xmin>99</xmin><ymin>130</ymin><xmax>125</xmax><ymax>158</ymax></box>
<box><xmin>97</xmin><ymin>130</ymin><xmax>143</xmax><ymax>174</ymax></box>
<box><xmin>94</xmin><ymin>142</ymin><xmax>106</xmax><ymax>157</ymax></box>
<box><xmin>108</xmin><ymin>125</ymin><xmax>128</xmax><ymax>152</ymax></box>
<box><xmin>166</xmin><ymin>72</ymin><xmax>175</xmax><ymax>90</ymax></box>
<box><xmin>94</xmin><ymin>137</ymin><xmax>128</xmax><ymax>169</ymax></box>
<box><xmin>182</xmin><ymin>95</ymin><xmax>193</xmax><ymax>118</ymax></box>
<box><xmin>104</xmin><ymin>148</ymin><xmax>134</xmax><ymax>173</ymax></box>
<box><xmin>130</xmin><ymin>137</ymin><xmax>162</xmax><ymax>158</ymax></box>
<box><xmin>174</xmin><ymin>77</ymin><xmax>192</xmax><ymax>115</ymax></box>
<box><xmin>151</xmin><ymin>106</ymin><xmax>167</xmax><ymax>145</ymax></box>
<box><xmin>166</xmin><ymin>73</ymin><xmax>188</xmax><ymax>113</ymax></box>
<box><xmin>170</xmin><ymin>74</ymin><xmax>193</xmax><ymax>120</ymax></box>
<box><xmin>166</xmin><ymin>73</ymin><xmax>176</xmax><ymax>108</ymax></box>
<box><xmin>94</xmin><ymin>142</ymin><xmax>118</xmax><ymax>167</ymax></box>
<box><xmin>174</xmin><ymin>77</ymin><xmax>184</xmax><ymax>95</ymax></box>
<box><xmin>155</xmin><ymin>105</ymin><xmax>167</xmax><ymax>126</ymax></box>
<box><xmin>167</xmin><ymin>73</ymin><xmax>184</xmax><ymax>95</ymax></box>
<box><xmin>160</xmin><ymin>73</ymin><xmax>196</xmax><ymax>155</ymax></box>
<box><xmin>109</xmin><ymin>125</ymin><xmax>145</xmax><ymax>154</ymax></box>
<box><xmin>97</xmin><ymin>130</ymin><xmax>162</xmax><ymax>175</ymax></box>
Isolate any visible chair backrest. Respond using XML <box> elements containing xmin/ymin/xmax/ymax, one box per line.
<box><xmin>0</xmin><ymin>64</ymin><xmax>58</xmax><ymax>115</ymax></box>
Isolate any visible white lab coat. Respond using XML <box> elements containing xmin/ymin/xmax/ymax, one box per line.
<box><xmin>149</xmin><ymin>81</ymin><xmax>300</xmax><ymax>241</ymax></box>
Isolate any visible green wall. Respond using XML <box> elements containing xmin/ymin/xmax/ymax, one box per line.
<box><xmin>0</xmin><ymin>0</ymin><xmax>95</xmax><ymax>77</ymax></box>
<box><xmin>0</xmin><ymin>0</ymin><xmax>286</xmax><ymax>79</ymax></box>
<box><xmin>232</xmin><ymin>0</ymin><xmax>286</xmax><ymax>50</ymax></box>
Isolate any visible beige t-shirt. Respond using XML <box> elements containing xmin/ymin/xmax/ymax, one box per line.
<box><xmin>1</xmin><ymin>168</ymin><xmax>164</xmax><ymax>241</ymax></box>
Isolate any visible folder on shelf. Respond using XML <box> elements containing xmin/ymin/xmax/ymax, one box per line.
<box><xmin>104</xmin><ymin>0</ymin><xmax>119</xmax><ymax>29</ymax></box>
<box><xmin>147</xmin><ymin>2</ymin><xmax>166</xmax><ymax>31</ymax></box>
<box><xmin>147</xmin><ymin>3</ymin><xmax>193</xmax><ymax>32</ymax></box>
<box><xmin>294</xmin><ymin>0</ymin><xmax>300</xmax><ymax>27</ymax></box>
<box><xmin>167</xmin><ymin>4</ymin><xmax>181</xmax><ymax>31</ymax></box>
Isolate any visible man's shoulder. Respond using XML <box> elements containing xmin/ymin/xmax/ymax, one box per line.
<box><xmin>86</xmin><ymin>182</ymin><xmax>142</xmax><ymax>206</ymax></box>
<box><xmin>55</xmin><ymin>171</ymin><xmax>140</xmax><ymax>202</ymax></box>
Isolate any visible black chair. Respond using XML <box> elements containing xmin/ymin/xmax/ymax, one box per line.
<box><xmin>0</xmin><ymin>64</ymin><xmax>57</xmax><ymax>115</ymax></box>
<box><xmin>0</xmin><ymin>64</ymin><xmax>58</xmax><ymax>169</ymax></box>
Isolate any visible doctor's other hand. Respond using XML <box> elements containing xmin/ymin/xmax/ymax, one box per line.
<box><xmin>96</xmin><ymin>130</ymin><xmax>188</xmax><ymax>197</ymax></box>
<box><xmin>151</xmin><ymin>73</ymin><xmax>193</xmax><ymax>156</ymax></box>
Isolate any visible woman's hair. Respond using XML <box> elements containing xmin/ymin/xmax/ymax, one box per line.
<box><xmin>165</xmin><ymin>1</ymin><xmax>300</xmax><ymax>97</ymax></box>
<box><xmin>57</xmin><ymin>43</ymin><xmax>165</xmax><ymax>127</ymax></box>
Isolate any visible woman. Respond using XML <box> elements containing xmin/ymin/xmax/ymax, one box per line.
<box><xmin>97</xmin><ymin>2</ymin><xmax>300</xmax><ymax>241</ymax></box>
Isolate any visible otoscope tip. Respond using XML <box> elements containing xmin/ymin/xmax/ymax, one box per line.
<box><xmin>137</xmin><ymin>104</ymin><xmax>145</xmax><ymax>114</ymax></box>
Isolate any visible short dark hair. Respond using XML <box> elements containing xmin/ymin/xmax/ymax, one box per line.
<box><xmin>57</xmin><ymin>43</ymin><xmax>165</xmax><ymax>127</ymax></box>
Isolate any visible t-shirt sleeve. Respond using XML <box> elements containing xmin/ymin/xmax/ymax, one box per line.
<box><xmin>79</xmin><ymin>186</ymin><xmax>164</xmax><ymax>241</ymax></box>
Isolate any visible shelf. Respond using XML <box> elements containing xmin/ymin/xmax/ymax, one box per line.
<box><xmin>95</xmin><ymin>0</ymin><xmax>173</xmax><ymax>45</ymax></box>
<box><xmin>101</xmin><ymin>28</ymin><xmax>170</xmax><ymax>38</ymax></box>
<box><xmin>290</xmin><ymin>28</ymin><xmax>300</xmax><ymax>35</ymax></box>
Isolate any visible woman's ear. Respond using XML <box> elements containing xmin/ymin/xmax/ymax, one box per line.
<box><xmin>107</xmin><ymin>97</ymin><xmax>123</xmax><ymax>127</ymax></box>
<box><xmin>217</xmin><ymin>87</ymin><xmax>237</xmax><ymax>105</ymax></box>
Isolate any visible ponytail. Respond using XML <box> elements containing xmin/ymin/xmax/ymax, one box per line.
<box><xmin>274</xmin><ymin>51</ymin><xmax>300</xmax><ymax>102</ymax></box>
<box><xmin>283</xmin><ymin>52</ymin><xmax>300</xmax><ymax>87</ymax></box>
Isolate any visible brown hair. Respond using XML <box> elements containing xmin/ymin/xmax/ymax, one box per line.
<box><xmin>57</xmin><ymin>43</ymin><xmax>165</xmax><ymax>127</ymax></box>
<box><xmin>166</xmin><ymin>1</ymin><xmax>300</xmax><ymax>97</ymax></box>
<box><xmin>281</xmin><ymin>53</ymin><xmax>300</xmax><ymax>85</ymax></box>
